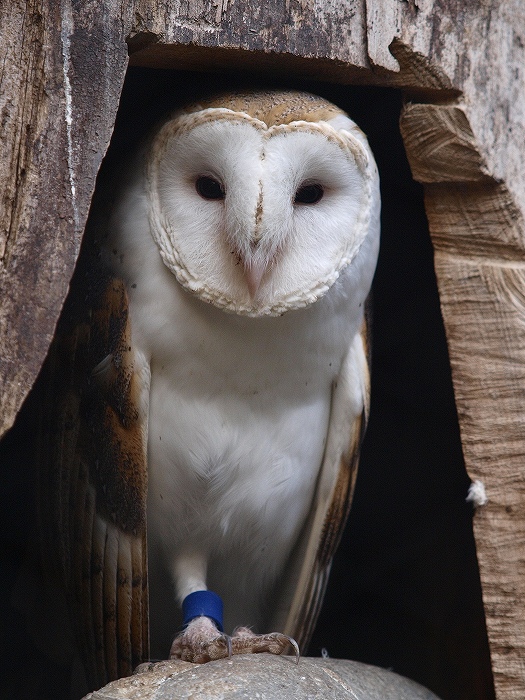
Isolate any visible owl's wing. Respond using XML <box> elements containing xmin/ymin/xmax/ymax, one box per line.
<box><xmin>271</xmin><ymin>317</ymin><xmax>371</xmax><ymax>650</ymax></box>
<box><xmin>37</xmin><ymin>254</ymin><xmax>150</xmax><ymax>690</ymax></box>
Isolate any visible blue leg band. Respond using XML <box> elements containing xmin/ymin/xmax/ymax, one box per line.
<box><xmin>182</xmin><ymin>590</ymin><xmax>224</xmax><ymax>632</ymax></box>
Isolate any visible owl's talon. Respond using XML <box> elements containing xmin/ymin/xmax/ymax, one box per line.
<box><xmin>265</xmin><ymin>632</ymin><xmax>300</xmax><ymax>663</ymax></box>
<box><xmin>282</xmin><ymin>634</ymin><xmax>300</xmax><ymax>663</ymax></box>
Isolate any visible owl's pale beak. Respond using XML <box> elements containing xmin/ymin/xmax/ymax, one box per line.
<box><xmin>243</xmin><ymin>259</ymin><xmax>267</xmax><ymax>299</ymax></box>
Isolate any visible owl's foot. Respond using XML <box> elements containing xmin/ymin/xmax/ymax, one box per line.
<box><xmin>170</xmin><ymin>617</ymin><xmax>231</xmax><ymax>663</ymax></box>
<box><xmin>230</xmin><ymin>626</ymin><xmax>300</xmax><ymax>662</ymax></box>
<box><xmin>169</xmin><ymin>617</ymin><xmax>299</xmax><ymax>664</ymax></box>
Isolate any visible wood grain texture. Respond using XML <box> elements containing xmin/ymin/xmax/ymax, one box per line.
<box><xmin>401</xmin><ymin>101</ymin><xmax>525</xmax><ymax>700</ymax></box>
<box><xmin>433</xmin><ymin>258</ymin><xmax>525</xmax><ymax>700</ymax></box>
<box><xmin>366</xmin><ymin>1</ymin><xmax>525</xmax><ymax>215</ymax></box>
<box><xmin>0</xmin><ymin>0</ymin><xmax>130</xmax><ymax>435</ymax></box>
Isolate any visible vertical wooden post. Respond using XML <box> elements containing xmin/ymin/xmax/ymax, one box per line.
<box><xmin>401</xmin><ymin>103</ymin><xmax>525</xmax><ymax>699</ymax></box>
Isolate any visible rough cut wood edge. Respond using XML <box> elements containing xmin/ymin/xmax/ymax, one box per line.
<box><xmin>401</xmin><ymin>103</ymin><xmax>525</xmax><ymax>700</ymax></box>
<box><xmin>0</xmin><ymin>1</ymin><xmax>130</xmax><ymax>436</ymax></box>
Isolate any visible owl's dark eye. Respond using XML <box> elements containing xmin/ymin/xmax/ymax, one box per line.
<box><xmin>294</xmin><ymin>183</ymin><xmax>324</xmax><ymax>205</ymax></box>
<box><xmin>196</xmin><ymin>176</ymin><xmax>225</xmax><ymax>200</ymax></box>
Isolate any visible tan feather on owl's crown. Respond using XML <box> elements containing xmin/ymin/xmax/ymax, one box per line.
<box><xmin>183</xmin><ymin>90</ymin><xmax>344</xmax><ymax>127</ymax></box>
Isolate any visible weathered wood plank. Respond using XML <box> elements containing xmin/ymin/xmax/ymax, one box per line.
<box><xmin>131</xmin><ymin>0</ymin><xmax>370</xmax><ymax>66</ymax></box>
<box><xmin>401</xmin><ymin>101</ymin><xmax>525</xmax><ymax>700</ymax></box>
<box><xmin>0</xmin><ymin>1</ymin><xmax>130</xmax><ymax>435</ymax></box>
<box><xmin>433</xmin><ymin>256</ymin><xmax>525</xmax><ymax>700</ymax></box>
<box><xmin>374</xmin><ymin>2</ymin><xmax>525</xmax><ymax>226</ymax></box>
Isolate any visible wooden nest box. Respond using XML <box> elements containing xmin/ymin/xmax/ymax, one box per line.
<box><xmin>1</xmin><ymin>3</ymin><xmax>523</xmax><ymax>700</ymax></box>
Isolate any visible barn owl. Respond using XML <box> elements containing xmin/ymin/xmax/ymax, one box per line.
<box><xmin>38</xmin><ymin>89</ymin><xmax>380</xmax><ymax>690</ymax></box>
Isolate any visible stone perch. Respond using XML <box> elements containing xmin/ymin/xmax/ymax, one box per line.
<box><xmin>83</xmin><ymin>655</ymin><xmax>441</xmax><ymax>700</ymax></box>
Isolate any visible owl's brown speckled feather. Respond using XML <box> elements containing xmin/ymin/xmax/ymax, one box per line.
<box><xmin>37</xmin><ymin>251</ymin><xmax>149</xmax><ymax>689</ymax></box>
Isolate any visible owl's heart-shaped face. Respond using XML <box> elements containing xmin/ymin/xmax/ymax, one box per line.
<box><xmin>146</xmin><ymin>101</ymin><xmax>378</xmax><ymax>317</ymax></box>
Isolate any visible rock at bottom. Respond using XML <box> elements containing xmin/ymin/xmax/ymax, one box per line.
<box><xmin>82</xmin><ymin>654</ymin><xmax>442</xmax><ymax>700</ymax></box>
